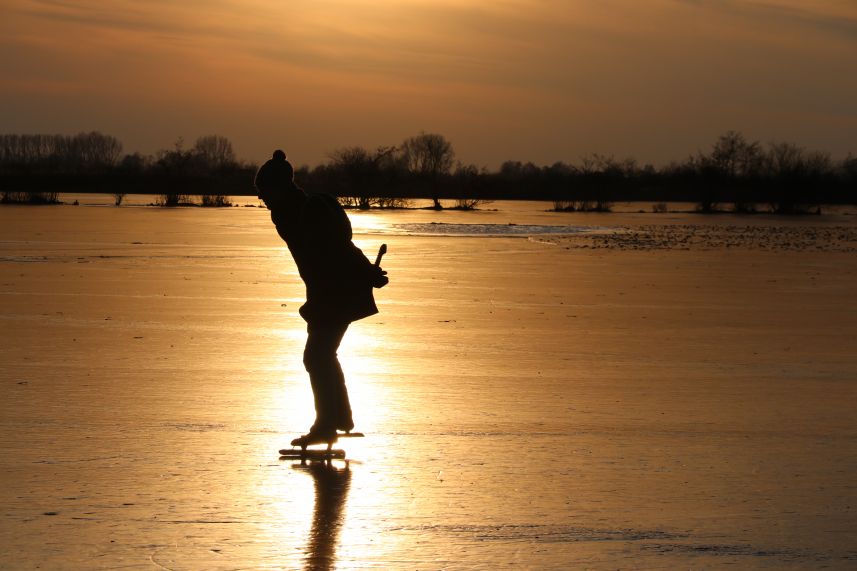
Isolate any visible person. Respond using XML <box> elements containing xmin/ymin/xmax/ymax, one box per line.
<box><xmin>255</xmin><ymin>150</ymin><xmax>388</xmax><ymax>446</ymax></box>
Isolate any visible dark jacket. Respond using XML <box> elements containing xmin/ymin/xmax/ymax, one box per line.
<box><xmin>270</xmin><ymin>192</ymin><xmax>378</xmax><ymax>324</ymax></box>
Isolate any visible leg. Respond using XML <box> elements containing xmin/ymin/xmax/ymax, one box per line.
<box><xmin>303</xmin><ymin>321</ymin><xmax>354</xmax><ymax>434</ymax></box>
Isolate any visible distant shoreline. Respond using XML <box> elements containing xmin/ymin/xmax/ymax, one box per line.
<box><xmin>2</xmin><ymin>131</ymin><xmax>854</xmax><ymax>215</ymax></box>
<box><xmin>5</xmin><ymin>192</ymin><xmax>857</xmax><ymax>218</ymax></box>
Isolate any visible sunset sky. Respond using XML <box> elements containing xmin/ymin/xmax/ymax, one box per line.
<box><xmin>1</xmin><ymin>0</ymin><xmax>855</xmax><ymax>168</ymax></box>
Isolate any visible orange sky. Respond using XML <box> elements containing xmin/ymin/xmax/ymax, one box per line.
<box><xmin>1</xmin><ymin>0</ymin><xmax>855</xmax><ymax>168</ymax></box>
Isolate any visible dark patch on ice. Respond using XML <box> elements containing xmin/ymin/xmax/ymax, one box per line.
<box><xmin>164</xmin><ymin>422</ymin><xmax>227</xmax><ymax>432</ymax></box>
<box><xmin>387</xmin><ymin>523</ymin><xmax>685</xmax><ymax>544</ymax></box>
<box><xmin>642</xmin><ymin>542</ymin><xmax>854</xmax><ymax>563</ymax></box>
<box><xmin>643</xmin><ymin>542</ymin><xmax>794</xmax><ymax>557</ymax></box>
<box><xmin>33</xmin><ymin>455</ymin><xmax>121</xmax><ymax>464</ymax></box>
<box><xmin>0</xmin><ymin>256</ymin><xmax>49</xmax><ymax>263</ymax></box>
<box><xmin>387</xmin><ymin>525</ymin><xmax>851</xmax><ymax>563</ymax></box>
<box><xmin>542</xmin><ymin>224</ymin><xmax>857</xmax><ymax>252</ymax></box>
<box><xmin>391</xmin><ymin>223</ymin><xmax>599</xmax><ymax>236</ymax></box>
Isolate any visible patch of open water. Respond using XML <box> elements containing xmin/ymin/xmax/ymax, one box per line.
<box><xmin>389</xmin><ymin>222</ymin><xmax>603</xmax><ymax>236</ymax></box>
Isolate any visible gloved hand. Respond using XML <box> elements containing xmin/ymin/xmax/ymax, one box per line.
<box><xmin>371</xmin><ymin>265</ymin><xmax>389</xmax><ymax>288</ymax></box>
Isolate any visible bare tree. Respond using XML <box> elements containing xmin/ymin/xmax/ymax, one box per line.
<box><xmin>329</xmin><ymin>146</ymin><xmax>374</xmax><ymax>209</ymax></box>
<box><xmin>193</xmin><ymin>135</ymin><xmax>236</xmax><ymax>170</ymax></box>
<box><xmin>762</xmin><ymin>141</ymin><xmax>828</xmax><ymax>214</ymax></box>
<box><xmin>452</xmin><ymin>163</ymin><xmax>491</xmax><ymax>210</ymax></box>
<box><xmin>79</xmin><ymin>131</ymin><xmax>123</xmax><ymax>166</ymax></box>
<box><xmin>0</xmin><ymin>132</ymin><xmax>121</xmax><ymax>173</ymax></box>
<box><xmin>328</xmin><ymin>145</ymin><xmax>398</xmax><ymax>208</ymax></box>
<box><xmin>571</xmin><ymin>153</ymin><xmax>617</xmax><ymax>212</ymax></box>
<box><xmin>710</xmin><ymin>131</ymin><xmax>761</xmax><ymax>178</ymax></box>
<box><xmin>400</xmin><ymin>132</ymin><xmax>455</xmax><ymax>209</ymax></box>
<box><xmin>765</xmin><ymin>141</ymin><xmax>805</xmax><ymax>178</ymax></box>
<box><xmin>692</xmin><ymin>131</ymin><xmax>762</xmax><ymax>212</ymax></box>
<box><xmin>841</xmin><ymin>153</ymin><xmax>857</xmax><ymax>182</ymax></box>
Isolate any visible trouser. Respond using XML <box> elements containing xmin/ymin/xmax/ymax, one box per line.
<box><xmin>303</xmin><ymin>320</ymin><xmax>353</xmax><ymax>432</ymax></box>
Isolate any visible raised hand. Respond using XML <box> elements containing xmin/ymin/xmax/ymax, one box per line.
<box><xmin>371</xmin><ymin>265</ymin><xmax>389</xmax><ymax>288</ymax></box>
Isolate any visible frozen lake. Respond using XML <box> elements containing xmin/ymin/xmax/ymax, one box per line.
<box><xmin>1</xmin><ymin>198</ymin><xmax>856</xmax><ymax>569</ymax></box>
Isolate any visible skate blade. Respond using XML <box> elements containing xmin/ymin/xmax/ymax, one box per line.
<box><xmin>279</xmin><ymin>448</ymin><xmax>346</xmax><ymax>460</ymax></box>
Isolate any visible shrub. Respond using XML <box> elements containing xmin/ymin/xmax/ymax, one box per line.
<box><xmin>156</xmin><ymin>192</ymin><xmax>190</xmax><ymax>206</ymax></box>
<box><xmin>453</xmin><ymin>198</ymin><xmax>492</xmax><ymax>210</ymax></box>
<box><xmin>1</xmin><ymin>191</ymin><xmax>59</xmax><ymax>204</ymax></box>
<box><xmin>200</xmin><ymin>194</ymin><xmax>231</xmax><ymax>207</ymax></box>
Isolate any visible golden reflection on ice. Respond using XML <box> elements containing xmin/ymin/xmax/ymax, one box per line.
<box><xmin>5</xmin><ymin>204</ymin><xmax>856</xmax><ymax>568</ymax></box>
<box><xmin>255</xmin><ymin>322</ymin><xmax>394</xmax><ymax>568</ymax></box>
<box><xmin>256</xmin><ymin>458</ymin><xmax>355</xmax><ymax>571</ymax></box>
<box><xmin>264</xmin><ymin>319</ymin><xmax>393</xmax><ymax>437</ymax></box>
<box><xmin>337</xmin><ymin>324</ymin><xmax>392</xmax><ymax>435</ymax></box>
<box><xmin>349</xmin><ymin>213</ymin><xmax>390</xmax><ymax>236</ymax></box>
<box><xmin>297</xmin><ymin>462</ymin><xmax>353</xmax><ymax>571</ymax></box>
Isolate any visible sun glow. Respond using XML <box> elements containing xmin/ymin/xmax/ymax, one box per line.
<box><xmin>3</xmin><ymin>0</ymin><xmax>855</xmax><ymax>166</ymax></box>
<box><xmin>250</xmin><ymin>321</ymin><xmax>397</xmax><ymax>567</ymax></box>
<box><xmin>264</xmin><ymin>318</ymin><xmax>393</xmax><ymax>437</ymax></box>
<box><xmin>337</xmin><ymin>323</ymin><xmax>393</xmax><ymax>435</ymax></box>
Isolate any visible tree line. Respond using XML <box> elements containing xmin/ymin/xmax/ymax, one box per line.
<box><xmin>0</xmin><ymin>132</ymin><xmax>252</xmax><ymax>206</ymax></box>
<box><xmin>1</xmin><ymin>130</ymin><xmax>854</xmax><ymax>212</ymax></box>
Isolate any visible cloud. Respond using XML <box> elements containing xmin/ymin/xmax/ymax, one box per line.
<box><xmin>1</xmin><ymin>0</ymin><xmax>854</xmax><ymax>166</ymax></box>
<box><xmin>674</xmin><ymin>0</ymin><xmax>857</xmax><ymax>40</ymax></box>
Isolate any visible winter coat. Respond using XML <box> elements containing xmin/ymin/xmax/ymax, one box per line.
<box><xmin>270</xmin><ymin>191</ymin><xmax>378</xmax><ymax>324</ymax></box>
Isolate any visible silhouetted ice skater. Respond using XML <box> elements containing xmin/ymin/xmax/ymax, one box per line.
<box><xmin>255</xmin><ymin>150</ymin><xmax>388</xmax><ymax>449</ymax></box>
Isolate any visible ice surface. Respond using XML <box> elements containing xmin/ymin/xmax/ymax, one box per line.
<box><xmin>1</xmin><ymin>199</ymin><xmax>856</xmax><ymax>569</ymax></box>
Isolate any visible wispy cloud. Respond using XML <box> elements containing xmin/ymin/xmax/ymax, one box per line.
<box><xmin>1</xmin><ymin>0</ymin><xmax>854</xmax><ymax>165</ymax></box>
<box><xmin>674</xmin><ymin>0</ymin><xmax>857</xmax><ymax>39</ymax></box>
<box><xmin>17</xmin><ymin>0</ymin><xmax>263</xmax><ymax>44</ymax></box>
<box><xmin>5</xmin><ymin>0</ymin><xmax>506</xmax><ymax>86</ymax></box>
